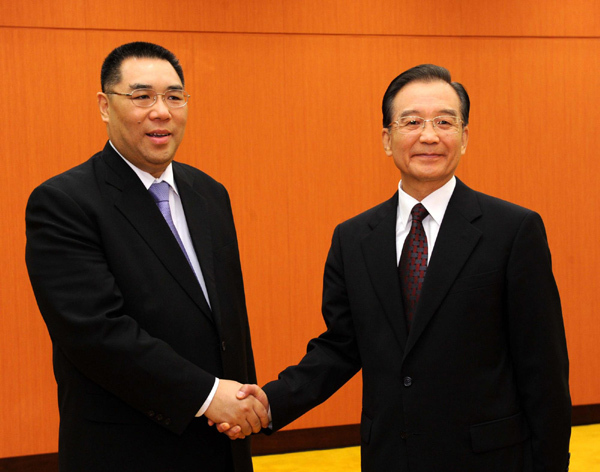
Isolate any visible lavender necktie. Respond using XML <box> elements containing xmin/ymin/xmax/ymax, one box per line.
<box><xmin>148</xmin><ymin>181</ymin><xmax>194</xmax><ymax>269</ymax></box>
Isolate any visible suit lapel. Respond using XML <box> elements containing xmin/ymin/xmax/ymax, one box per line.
<box><xmin>404</xmin><ymin>179</ymin><xmax>482</xmax><ymax>357</ymax></box>
<box><xmin>101</xmin><ymin>144</ymin><xmax>213</xmax><ymax>323</ymax></box>
<box><xmin>361</xmin><ymin>193</ymin><xmax>409</xmax><ymax>352</ymax></box>
<box><xmin>173</xmin><ymin>164</ymin><xmax>222</xmax><ymax>331</ymax></box>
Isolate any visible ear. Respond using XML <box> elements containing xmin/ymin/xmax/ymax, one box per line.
<box><xmin>382</xmin><ymin>128</ymin><xmax>393</xmax><ymax>156</ymax></box>
<box><xmin>97</xmin><ymin>92</ymin><xmax>110</xmax><ymax>124</ymax></box>
<box><xmin>460</xmin><ymin>124</ymin><xmax>469</xmax><ymax>155</ymax></box>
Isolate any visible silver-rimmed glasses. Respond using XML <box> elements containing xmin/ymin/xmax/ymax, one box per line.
<box><xmin>389</xmin><ymin>115</ymin><xmax>463</xmax><ymax>135</ymax></box>
<box><xmin>106</xmin><ymin>89</ymin><xmax>191</xmax><ymax>108</ymax></box>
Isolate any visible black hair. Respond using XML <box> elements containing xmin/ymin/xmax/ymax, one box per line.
<box><xmin>100</xmin><ymin>41</ymin><xmax>184</xmax><ymax>92</ymax></box>
<box><xmin>382</xmin><ymin>64</ymin><xmax>470</xmax><ymax>127</ymax></box>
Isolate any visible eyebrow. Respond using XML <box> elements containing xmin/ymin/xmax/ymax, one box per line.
<box><xmin>128</xmin><ymin>83</ymin><xmax>184</xmax><ymax>91</ymax></box>
<box><xmin>399</xmin><ymin>108</ymin><xmax>458</xmax><ymax>117</ymax></box>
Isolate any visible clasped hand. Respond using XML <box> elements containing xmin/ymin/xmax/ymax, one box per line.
<box><xmin>205</xmin><ymin>380</ymin><xmax>269</xmax><ymax>439</ymax></box>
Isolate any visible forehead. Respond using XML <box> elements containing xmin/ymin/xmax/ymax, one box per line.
<box><xmin>392</xmin><ymin>80</ymin><xmax>461</xmax><ymax>117</ymax></box>
<box><xmin>118</xmin><ymin>57</ymin><xmax>182</xmax><ymax>89</ymax></box>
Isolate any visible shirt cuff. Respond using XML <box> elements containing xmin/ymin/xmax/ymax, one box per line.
<box><xmin>196</xmin><ymin>377</ymin><xmax>219</xmax><ymax>417</ymax></box>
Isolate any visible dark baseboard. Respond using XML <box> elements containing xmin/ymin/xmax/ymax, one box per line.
<box><xmin>2</xmin><ymin>403</ymin><xmax>598</xmax><ymax>470</ymax></box>
<box><xmin>571</xmin><ymin>403</ymin><xmax>600</xmax><ymax>426</ymax></box>
<box><xmin>0</xmin><ymin>453</ymin><xmax>59</xmax><ymax>472</ymax></box>
<box><xmin>251</xmin><ymin>423</ymin><xmax>360</xmax><ymax>456</ymax></box>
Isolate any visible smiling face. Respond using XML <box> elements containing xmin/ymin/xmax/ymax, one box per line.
<box><xmin>382</xmin><ymin>80</ymin><xmax>469</xmax><ymax>201</ymax></box>
<box><xmin>97</xmin><ymin>57</ymin><xmax>188</xmax><ymax>177</ymax></box>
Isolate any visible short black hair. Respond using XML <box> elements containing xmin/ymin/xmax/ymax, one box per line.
<box><xmin>382</xmin><ymin>64</ymin><xmax>470</xmax><ymax>127</ymax></box>
<box><xmin>100</xmin><ymin>41</ymin><xmax>184</xmax><ymax>92</ymax></box>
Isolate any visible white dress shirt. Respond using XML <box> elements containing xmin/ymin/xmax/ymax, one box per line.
<box><xmin>396</xmin><ymin>177</ymin><xmax>456</xmax><ymax>265</ymax></box>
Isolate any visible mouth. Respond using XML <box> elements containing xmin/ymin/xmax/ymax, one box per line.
<box><xmin>146</xmin><ymin>131</ymin><xmax>172</xmax><ymax>144</ymax></box>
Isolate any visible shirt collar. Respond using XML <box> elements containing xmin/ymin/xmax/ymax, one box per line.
<box><xmin>397</xmin><ymin>176</ymin><xmax>456</xmax><ymax>227</ymax></box>
<box><xmin>110</xmin><ymin>140</ymin><xmax>179</xmax><ymax>195</ymax></box>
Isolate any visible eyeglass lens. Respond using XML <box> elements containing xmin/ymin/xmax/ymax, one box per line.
<box><xmin>131</xmin><ymin>89</ymin><xmax>188</xmax><ymax>108</ymax></box>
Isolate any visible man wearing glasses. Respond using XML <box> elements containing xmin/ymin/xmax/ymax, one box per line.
<box><xmin>226</xmin><ymin>64</ymin><xmax>571</xmax><ymax>471</ymax></box>
<box><xmin>25</xmin><ymin>42</ymin><xmax>267</xmax><ymax>472</ymax></box>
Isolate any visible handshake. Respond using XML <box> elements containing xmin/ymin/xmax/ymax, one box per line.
<box><xmin>204</xmin><ymin>379</ymin><xmax>269</xmax><ymax>440</ymax></box>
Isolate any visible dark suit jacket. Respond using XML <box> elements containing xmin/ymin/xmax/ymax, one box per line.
<box><xmin>264</xmin><ymin>178</ymin><xmax>571</xmax><ymax>472</ymax></box>
<box><xmin>26</xmin><ymin>142</ymin><xmax>256</xmax><ymax>472</ymax></box>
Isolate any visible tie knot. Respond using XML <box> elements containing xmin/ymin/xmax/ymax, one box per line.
<box><xmin>411</xmin><ymin>203</ymin><xmax>429</xmax><ymax>222</ymax></box>
<box><xmin>148</xmin><ymin>181</ymin><xmax>170</xmax><ymax>203</ymax></box>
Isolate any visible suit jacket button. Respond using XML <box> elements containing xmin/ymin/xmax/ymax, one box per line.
<box><xmin>147</xmin><ymin>410</ymin><xmax>155</xmax><ymax>418</ymax></box>
<box><xmin>156</xmin><ymin>414</ymin><xmax>164</xmax><ymax>421</ymax></box>
<box><xmin>164</xmin><ymin>418</ymin><xmax>171</xmax><ymax>426</ymax></box>
<box><xmin>403</xmin><ymin>376</ymin><xmax>412</xmax><ymax>387</ymax></box>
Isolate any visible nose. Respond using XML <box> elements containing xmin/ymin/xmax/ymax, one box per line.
<box><xmin>149</xmin><ymin>95</ymin><xmax>171</xmax><ymax>120</ymax></box>
<box><xmin>419</xmin><ymin>120</ymin><xmax>439</xmax><ymax>143</ymax></box>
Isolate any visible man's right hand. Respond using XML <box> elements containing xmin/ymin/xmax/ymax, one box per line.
<box><xmin>208</xmin><ymin>384</ymin><xmax>270</xmax><ymax>440</ymax></box>
<box><xmin>204</xmin><ymin>380</ymin><xmax>269</xmax><ymax>437</ymax></box>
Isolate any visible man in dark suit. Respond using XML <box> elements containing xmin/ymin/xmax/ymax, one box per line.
<box><xmin>224</xmin><ymin>65</ymin><xmax>571</xmax><ymax>471</ymax></box>
<box><xmin>25</xmin><ymin>42</ymin><xmax>268</xmax><ymax>472</ymax></box>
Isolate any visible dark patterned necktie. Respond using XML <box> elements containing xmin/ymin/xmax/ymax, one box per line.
<box><xmin>399</xmin><ymin>203</ymin><xmax>429</xmax><ymax>330</ymax></box>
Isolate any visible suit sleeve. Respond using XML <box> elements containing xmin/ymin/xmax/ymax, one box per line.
<box><xmin>25</xmin><ymin>182</ymin><xmax>215</xmax><ymax>435</ymax></box>
<box><xmin>505</xmin><ymin>211</ymin><xmax>571</xmax><ymax>471</ymax></box>
<box><xmin>264</xmin><ymin>225</ymin><xmax>361</xmax><ymax>431</ymax></box>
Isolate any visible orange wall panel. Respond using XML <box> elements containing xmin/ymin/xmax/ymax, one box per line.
<box><xmin>1</xmin><ymin>0</ymin><xmax>599</xmax><ymax>460</ymax></box>
<box><xmin>2</xmin><ymin>0</ymin><xmax>600</xmax><ymax>37</ymax></box>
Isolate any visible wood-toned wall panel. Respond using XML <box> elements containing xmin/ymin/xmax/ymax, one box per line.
<box><xmin>1</xmin><ymin>2</ymin><xmax>599</xmax><ymax>460</ymax></box>
<box><xmin>1</xmin><ymin>0</ymin><xmax>599</xmax><ymax>37</ymax></box>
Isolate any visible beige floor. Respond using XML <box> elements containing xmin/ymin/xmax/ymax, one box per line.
<box><xmin>253</xmin><ymin>424</ymin><xmax>600</xmax><ymax>471</ymax></box>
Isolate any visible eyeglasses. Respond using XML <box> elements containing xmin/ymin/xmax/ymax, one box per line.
<box><xmin>106</xmin><ymin>89</ymin><xmax>191</xmax><ymax>109</ymax></box>
<box><xmin>389</xmin><ymin>115</ymin><xmax>463</xmax><ymax>135</ymax></box>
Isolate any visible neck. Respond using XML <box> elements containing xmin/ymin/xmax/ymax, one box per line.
<box><xmin>401</xmin><ymin>177</ymin><xmax>453</xmax><ymax>201</ymax></box>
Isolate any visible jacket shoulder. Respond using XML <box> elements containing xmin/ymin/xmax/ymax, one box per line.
<box><xmin>35</xmin><ymin>153</ymin><xmax>100</xmax><ymax>188</ymax></box>
<box><xmin>473</xmin><ymin>190</ymin><xmax>535</xmax><ymax>217</ymax></box>
<box><xmin>452</xmin><ymin>179</ymin><xmax>540</xmax><ymax>227</ymax></box>
<box><xmin>338</xmin><ymin>193</ymin><xmax>398</xmax><ymax>230</ymax></box>
<box><xmin>27</xmin><ymin>153</ymin><xmax>105</xmax><ymax>212</ymax></box>
<box><xmin>173</xmin><ymin>161</ymin><xmax>228</xmax><ymax>196</ymax></box>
